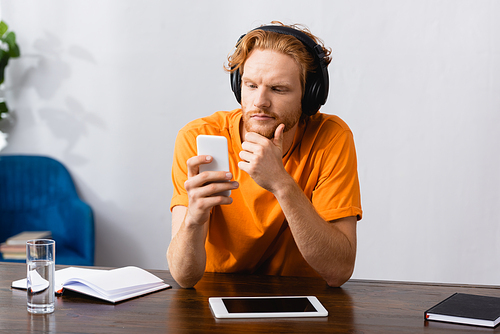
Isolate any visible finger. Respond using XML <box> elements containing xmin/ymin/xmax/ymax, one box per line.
<box><xmin>239</xmin><ymin>150</ymin><xmax>253</xmax><ymax>163</ymax></box>
<box><xmin>238</xmin><ymin>160</ymin><xmax>251</xmax><ymax>173</ymax></box>
<box><xmin>187</xmin><ymin>192</ymin><xmax>234</xmax><ymax>219</ymax></box>
<box><xmin>185</xmin><ymin>174</ymin><xmax>237</xmax><ymax>198</ymax></box>
<box><xmin>244</xmin><ymin>131</ymin><xmax>268</xmax><ymax>144</ymax></box>
<box><xmin>197</xmin><ymin>171</ymin><xmax>234</xmax><ymax>188</ymax></box>
<box><xmin>273</xmin><ymin>124</ymin><xmax>285</xmax><ymax>149</ymax></box>
<box><xmin>241</xmin><ymin>140</ymin><xmax>262</xmax><ymax>155</ymax></box>
<box><xmin>187</xmin><ymin>155</ymin><xmax>212</xmax><ymax>178</ymax></box>
<box><xmin>198</xmin><ymin>181</ymin><xmax>238</xmax><ymax>198</ymax></box>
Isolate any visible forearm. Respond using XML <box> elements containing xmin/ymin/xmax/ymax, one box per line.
<box><xmin>167</xmin><ymin>213</ymin><xmax>208</xmax><ymax>288</ymax></box>
<box><xmin>167</xmin><ymin>151</ymin><xmax>238</xmax><ymax>288</ymax></box>
<box><xmin>274</xmin><ymin>178</ymin><xmax>357</xmax><ymax>287</ymax></box>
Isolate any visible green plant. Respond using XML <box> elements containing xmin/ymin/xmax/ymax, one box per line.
<box><xmin>0</xmin><ymin>20</ymin><xmax>20</xmax><ymax>120</ymax></box>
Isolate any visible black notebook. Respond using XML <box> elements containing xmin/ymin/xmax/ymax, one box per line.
<box><xmin>425</xmin><ymin>293</ymin><xmax>500</xmax><ymax>328</ymax></box>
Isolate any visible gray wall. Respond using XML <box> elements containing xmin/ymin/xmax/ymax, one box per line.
<box><xmin>2</xmin><ymin>0</ymin><xmax>499</xmax><ymax>285</ymax></box>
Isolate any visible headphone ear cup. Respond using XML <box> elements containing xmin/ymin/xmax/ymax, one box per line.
<box><xmin>302</xmin><ymin>83</ymin><xmax>313</xmax><ymax>116</ymax></box>
<box><xmin>230</xmin><ymin>68</ymin><xmax>242</xmax><ymax>104</ymax></box>
<box><xmin>302</xmin><ymin>74</ymin><xmax>322</xmax><ymax>116</ymax></box>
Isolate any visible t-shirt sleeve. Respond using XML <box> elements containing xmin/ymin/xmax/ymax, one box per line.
<box><xmin>170</xmin><ymin>129</ymin><xmax>197</xmax><ymax>211</ymax></box>
<box><xmin>311</xmin><ymin>129</ymin><xmax>363</xmax><ymax>221</ymax></box>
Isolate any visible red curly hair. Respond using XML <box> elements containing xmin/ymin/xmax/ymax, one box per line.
<box><xmin>225</xmin><ymin>21</ymin><xmax>331</xmax><ymax>95</ymax></box>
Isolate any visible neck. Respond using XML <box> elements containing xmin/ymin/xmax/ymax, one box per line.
<box><xmin>281</xmin><ymin>124</ymin><xmax>297</xmax><ymax>156</ymax></box>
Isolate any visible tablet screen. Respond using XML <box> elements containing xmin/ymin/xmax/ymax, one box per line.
<box><xmin>209</xmin><ymin>296</ymin><xmax>328</xmax><ymax>318</ymax></box>
<box><xmin>222</xmin><ymin>297</ymin><xmax>317</xmax><ymax>313</ymax></box>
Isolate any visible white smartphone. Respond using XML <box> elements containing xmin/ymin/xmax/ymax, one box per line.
<box><xmin>196</xmin><ymin>135</ymin><xmax>231</xmax><ymax>197</ymax></box>
<box><xmin>208</xmin><ymin>296</ymin><xmax>329</xmax><ymax>319</ymax></box>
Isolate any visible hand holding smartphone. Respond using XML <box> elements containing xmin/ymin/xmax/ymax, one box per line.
<box><xmin>196</xmin><ymin>135</ymin><xmax>231</xmax><ymax>197</ymax></box>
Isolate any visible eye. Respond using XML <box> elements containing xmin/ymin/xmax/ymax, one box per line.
<box><xmin>272</xmin><ymin>86</ymin><xmax>288</xmax><ymax>93</ymax></box>
<box><xmin>243</xmin><ymin>81</ymin><xmax>257</xmax><ymax>89</ymax></box>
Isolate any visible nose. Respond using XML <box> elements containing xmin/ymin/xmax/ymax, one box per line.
<box><xmin>253</xmin><ymin>87</ymin><xmax>271</xmax><ymax>109</ymax></box>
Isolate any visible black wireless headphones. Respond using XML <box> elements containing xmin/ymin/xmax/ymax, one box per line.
<box><xmin>230</xmin><ymin>25</ymin><xmax>329</xmax><ymax>116</ymax></box>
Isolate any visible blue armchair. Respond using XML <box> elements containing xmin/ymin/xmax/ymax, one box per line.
<box><xmin>0</xmin><ymin>155</ymin><xmax>94</xmax><ymax>265</ymax></box>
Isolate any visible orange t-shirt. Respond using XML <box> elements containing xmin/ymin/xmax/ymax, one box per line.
<box><xmin>171</xmin><ymin>109</ymin><xmax>362</xmax><ymax>277</ymax></box>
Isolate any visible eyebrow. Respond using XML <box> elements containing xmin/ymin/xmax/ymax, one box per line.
<box><xmin>241</xmin><ymin>76</ymin><xmax>293</xmax><ymax>88</ymax></box>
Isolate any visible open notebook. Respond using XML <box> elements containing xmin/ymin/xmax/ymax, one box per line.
<box><xmin>12</xmin><ymin>266</ymin><xmax>170</xmax><ymax>303</ymax></box>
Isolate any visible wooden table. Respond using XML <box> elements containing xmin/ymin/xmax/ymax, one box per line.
<box><xmin>1</xmin><ymin>262</ymin><xmax>500</xmax><ymax>333</ymax></box>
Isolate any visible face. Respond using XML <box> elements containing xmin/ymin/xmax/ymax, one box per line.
<box><xmin>240</xmin><ymin>49</ymin><xmax>303</xmax><ymax>139</ymax></box>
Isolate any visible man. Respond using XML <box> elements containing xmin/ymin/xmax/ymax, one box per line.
<box><xmin>167</xmin><ymin>22</ymin><xmax>362</xmax><ymax>288</ymax></box>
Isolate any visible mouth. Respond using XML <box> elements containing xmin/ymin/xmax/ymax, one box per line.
<box><xmin>250</xmin><ymin>113</ymin><xmax>275</xmax><ymax>121</ymax></box>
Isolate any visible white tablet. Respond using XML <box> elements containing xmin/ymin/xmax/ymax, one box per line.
<box><xmin>208</xmin><ymin>296</ymin><xmax>329</xmax><ymax>319</ymax></box>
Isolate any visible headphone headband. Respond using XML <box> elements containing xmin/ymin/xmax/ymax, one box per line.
<box><xmin>230</xmin><ymin>25</ymin><xmax>329</xmax><ymax>116</ymax></box>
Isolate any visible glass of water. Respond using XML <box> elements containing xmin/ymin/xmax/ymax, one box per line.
<box><xmin>26</xmin><ymin>239</ymin><xmax>55</xmax><ymax>314</ymax></box>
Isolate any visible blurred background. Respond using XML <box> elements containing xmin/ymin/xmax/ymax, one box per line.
<box><xmin>1</xmin><ymin>0</ymin><xmax>499</xmax><ymax>285</ymax></box>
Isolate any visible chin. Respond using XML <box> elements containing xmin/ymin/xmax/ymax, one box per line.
<box><xmin>246</xmin><ymin>123</ymin><xmax>277</xmax><ymax>139</ymax></box>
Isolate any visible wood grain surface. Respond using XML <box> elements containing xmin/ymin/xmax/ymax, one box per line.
<box><xmin>1</xmin><ymin>262</ymin><xmax>500</xmax><ymax>333</ymax></box>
